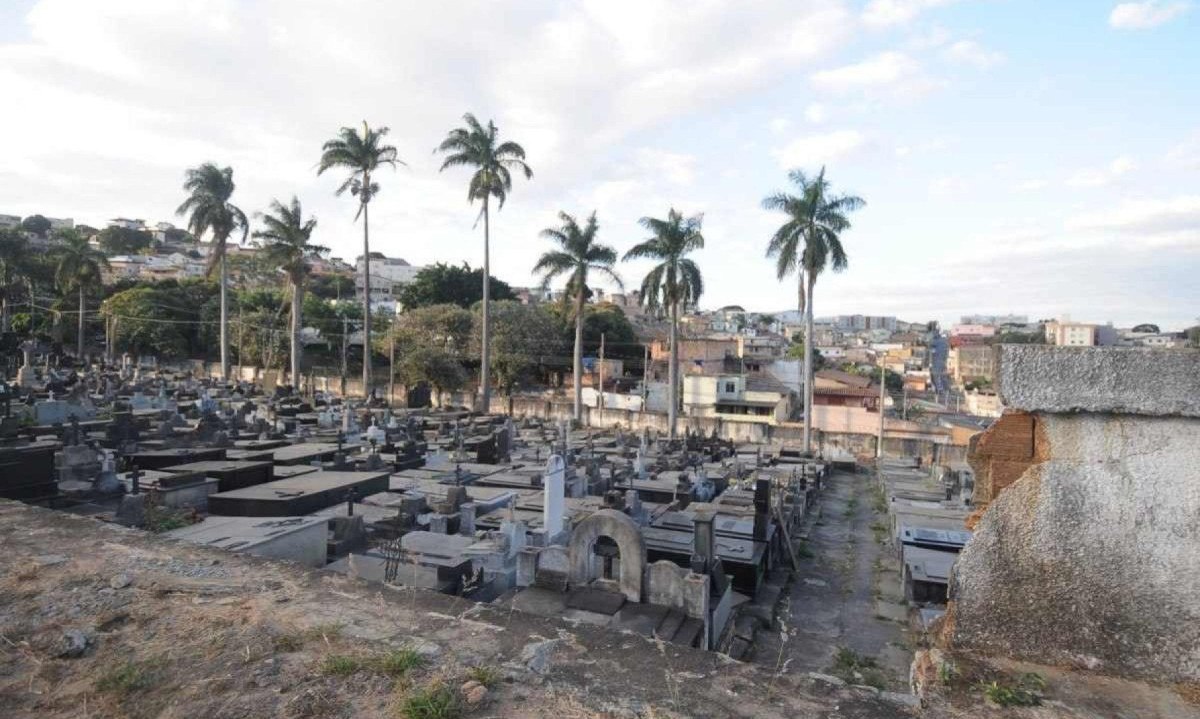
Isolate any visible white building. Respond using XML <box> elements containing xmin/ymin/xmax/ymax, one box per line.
<box><xmin>355</xmin><ymin>255</ymin><xmax>423</xmax><ymax>311</ymax></box>
<box><xmin>108</xmin><ymin>218</ymin><xmax>145</xmax><ymax>231</ymax></box>
<box><xmin>1044</xmin><ymin>319</ymin><xmax>1096</xmax><ymax>346</ymax></box>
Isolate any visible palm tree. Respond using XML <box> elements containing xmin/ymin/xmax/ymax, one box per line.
<box><xmin>177</xmin><ymin>163</ymin><xmax>249</xmax><ymax>381</ymax></box>
<box><xmin>253</xmin><ymin>197</ymin><xmax>327</xmax><ymax>388</ymax></box>
<box><xmin>436</xmin><ymin>113</ymin><xmax>532</xmax><ymax>412</ymax></box>
<box><xmin>317</xmin><ymin>122</ymin><xmax>401</xmax><ymax>399</ymax></box>
<box><xmin>0</xmin><ymin>229</ymin><xmax>28</xmax><ymax>333</ymax></box>
<box><xmin>763</xmin><ymin>166</ymin><xmax>864</xmax><ymax>454</ymax></box>
<box><xmin>52</xmin><ymin>229</ymin><xmax>109</xmax><ymax>361</ymax></box>
<box><xmin>623</xmin><ymin>209</ymin><xmax>705</xmax><ymax>439</ymax></box>
<box><xmin>533</xmin><ymin>211</ymin><xmax>622</xmax><ymax>422</ymax></box>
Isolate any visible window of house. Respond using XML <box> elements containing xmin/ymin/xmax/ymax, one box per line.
<box><xmin>724</xmin><ymin>382</ymin><xmax>736</xmax><ymax>393</ymax></box>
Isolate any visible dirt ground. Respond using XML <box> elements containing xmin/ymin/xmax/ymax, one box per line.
<box><xmin>1</xmin><ymin>499</ymin><xmax>1195</xmax><ymax>719</ymax></box>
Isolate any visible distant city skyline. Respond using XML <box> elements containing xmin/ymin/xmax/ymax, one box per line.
<box><xmin>1</xmin><ymin>0</ymin><xmax>1197</xmax><ymax>328</ymax></box>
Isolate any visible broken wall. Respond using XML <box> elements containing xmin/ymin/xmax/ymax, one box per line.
<box><xmin>948</xmin><ymin>346</ymin><xmax>1200</xmax><ymax>682</ymax></box>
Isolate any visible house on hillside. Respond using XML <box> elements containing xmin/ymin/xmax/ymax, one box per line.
<box><xmin>682</xmin><ymin>373</ymin><xmax>794</xmax><ymax>425</ymax></box>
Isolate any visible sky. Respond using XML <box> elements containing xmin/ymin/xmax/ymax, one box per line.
<box><xmin>1</xmin><ymin>0</ymin><xmax>1197</xmax><ymax>329</ymax></box>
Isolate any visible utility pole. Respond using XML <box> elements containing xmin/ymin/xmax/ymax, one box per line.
<box><xmin>902</xmin><ymin>384</ymin><xmax>908</xmax><ymax>421</ymax></box>
<box><xmin>340</xmin><ymin>315</ymin><xmax>348</xmax><ymax>398</ymax></box>
<box><xmin>877</xmin><ymin>363</ymin><xmax>886</xmax><ymax>459</ymax></box>
<box><xmin>642</xmin><ymin>344</ymin><xmax>650</xmax><ymax>405</ymax></box>
<box><xmin>388</xmin><ymin>315</ymin><xmax>396</xmax><ymax>407</ymax></box>
<box><xmin>598</xmin><ymin>332</ymin><xmax>606</xmax><ymax>413</ymax></box>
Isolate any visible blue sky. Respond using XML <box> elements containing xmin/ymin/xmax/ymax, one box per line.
<box><xmin>1</xmin><ymin>0</ymin><xmax>1197</xmax><ymax>328</ymax></box>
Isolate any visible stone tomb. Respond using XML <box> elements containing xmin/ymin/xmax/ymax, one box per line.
<box><xmin>168</xmin><ymin>515</ymin><xmax>328</xmax><ymax>567</ymax></box>
<box><xmin>206</xmin><ymin>470</ymin><xmax>390</xmax><ymax>517</ymax></box>
<box><xmin>160</xmin><ymin>459</ymin><xmax>274</xmax><ymax>492</ymax></box>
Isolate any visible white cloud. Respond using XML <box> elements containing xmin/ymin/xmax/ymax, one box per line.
<box><xmin>1066</xmin><ymin>195</ymin><xmax>1200</xmax><ymax>242</ymax></box>
<box><xmin>1109</xmin><ymin>1</ymin><xmax>1190</xmax><ymax>29</ymax></box>
<box><xmin>804</xmin><ymin>103</ymin><xmax>828</xmax><ymax>124</ymax></box>
<box><xmin>810</xmin><ymin>51</ymin><xmax>939</xmax><ymax>99</ymax></box>
<box><xmin>895</xmin><ymin>137</ymin><xmax>951</xmax><ymax>159</ymax></box>
<box><xmin>0</xmin><ymin>0</ymin><xmax>859</xmax><ymax>289</ymax></box>
<box><xmin>1017</xmin><ymin>179</ymin><xmax>1049</xmax><ymax>191</ymax></box>
<box><xmin>772</xmin><ymin>130</ymin><xmax>869</xmax><ymax>168</ymax></box>
<box><xmin>1065</xmin><ymin>156</ymin><xmax>1137</xmax><ymax>187</ymax></box>
<box><xmin>928</xmin><ymin>175</ymin><xmax>967</xmax><ymax>198</ymax></box>
<box><xmin>632</xmin><ymin>148</ymin><xmax>696</xmax><ymax>186</ymax></box>
<box><xmin>942</xmin><ymin>40</ymin><xmax>1005</xmax><ymax>68</ymax></box>
<box><xmin>1166</xmin><ymin>131</ymin><xmax>1200</xmax><ymax>168</ymax></box>
<box><xmin>862</xmin><ymin>0</ymin><xmax>956</xmax><ymax>27</ymax></box>
<box><xmin>769</xmin><ymin>117</ymin><xmax>791</xmax><ymax>134</ymax></box>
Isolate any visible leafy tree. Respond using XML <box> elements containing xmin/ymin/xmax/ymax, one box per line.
<box><xmin>97</xmin><ymin>225</ymin><xmax>154</xmax><ymax>255</ymax></box>
<box><xmin>623</xmin><ymin>209</ymin><xmax>705</xmax><ymax>438</ymax></box>
<box><xmin>1187</xmin><ymin>325</ymin><xmax>1200</xmax><ymax>348</ymax></box>
<box><xmin>995</xmin><ymin>330</ymin><xmax>1045</xmax><ymax>344</ymax></box>
<box><xmin>763</xmin><ymin>167</ymin><xmax>864</xmax><ymax>453</ymax></box>
<box><xmin>397</xmin><ymin>262</ymin><xmax>515</xmax><ymax>309</ymax></box>
<box><xmin>318</xmin><ymin>121</ymin><xmax>402</xmax><ymax>397</ymax></box>
<box><xmin>20</xmin><ymin>215</ymin><xmax>51</xmax><ymax>238</ymax></box>
<box><xmin>176</xmin><ymin>163</ymin><xmax>249</xmax><ymax>381</ymax></box>
<box><xmin>102</xmin><ymin>279</ymin><xmax>219</xmax><ymax>359</ymax></box>
<box><xmin>533</xmin><ymin>211</ymin><xmax>622</xmax><ymax>421</ymax></box>
<box><xmin>786</xmin><ymin>339</ymin><xmax>825</xmax><ymax>369</ymax></box>
<box><xmin>253</xmin><ymin>197</ymin><xmax>327</xmax><ymax>384</ymax></box>
<box><xmin>308</xmin><ymin>273</ymin><xmax>355</xmax><ymax>301</ymax></box>
<box><xmin>577</xmin><ymin>304</ymin><xmax>641</xmax><ymax>361</ymax></box>
<box><xmin>397</xmin><ymin>346</ymin><xmax>467</xmax><ymax>406</ymax></box>
<box><xmin>163</xmin><ymin>227</ymin><xmax>194</xmax><ymax>244</ymax></box>
<box><xmin>437</xmin><ymin>112</ymin><xmax>532</xmax><ymax>411</ymax></box>
<box><xmin>52</xmin><ymin>229</ymin><xmax>110</xmax><ymax>359</ymax></box>
<box><xmin>471</xmin><ymin>301</ymin><xmax>558</xmax><ymax>394</ymax></box>
<box><xmin>0</xmin><ymin>229</ymin><xmax>28</xmax><ymax>333</ymax></box>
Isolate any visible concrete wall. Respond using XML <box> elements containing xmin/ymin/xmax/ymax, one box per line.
<box><xmin>947</xmin><ymin>346</ymin><xmax>1200</xmax><ymax>682</ymax></box>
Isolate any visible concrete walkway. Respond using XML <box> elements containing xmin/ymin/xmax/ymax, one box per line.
<box><xmin>757</xmin><ymin>469</ymin><xmax>913</xmax><ymax>689</ymax></box>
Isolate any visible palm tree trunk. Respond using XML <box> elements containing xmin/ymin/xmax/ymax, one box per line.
<box><xmin>362</xmin><ymin>198</ymin><xmax>372</xmax><ymax>399</ymax></box>
<box><xmin>1</xmin><ymin>294</ymin><xmax>9</xmax><ymax>334</ymax></box>
<box><xmin>291</xmin><ymin>281</ymin><xmax>303</xmax><ymax>389</ymax></box>
<box><xmin>220</xmin><ymin>252</ymin><xmax>229</xmax><ymax>381</ymax></box>
<box><xmin>803</xmin><ymin>274</ymin><xmax>816</xmax><ymax>455</ymax></box>
<box><xmin>480</xmin><ymin>195</ymin><xmax>492</xmax><ymax>413</ymax></box>
<box><xmin>573</xmin><ymin>286</ymin><xmax>584</xmax><ymax>422</ymax></box>
<box><xmin>668</xmin><ymin>299</ymin><xmax>679</xmax><ymax>439</ymax></box>
<box><xmin>77</xmin><ymin>285</ymin><xmax>85</xmax><ymax>361</ymax></box>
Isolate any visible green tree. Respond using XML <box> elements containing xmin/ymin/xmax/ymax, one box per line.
<box><xmin>308</xmin><ymin>273</ymin><xmax>355</xmax><ymax>301</ymax></box>
<box><xmin>437</xmin><ymin>112</ymin><xmax>532</xmax><ymax>411</ymax></box>
<box><xmin>102</xmin><ymin>285</ymin><xmax>201</xmax><ymax>358</ymax></box>
<box><xmin>97</xmin><ymin>226</ymin><xmax>154</xmax><ymax>255</ymax></box>
<box><xmin>397</xmin><ymin>346</ymin><xmax>467</xmax><ymax>407</ymax></box>
<box><xmin>253</xmin><ymin>197</ymin><xmax>327</xmax><ymax>385</ymax></box>
<box><xmin>397</xmin><ymin>262</ymin><xmax>515</xmax><ymax>309</ymax></box>
<box><xmin>52</xmin><ymin>229</ymin><xmax>110</xmax><ymax>359</ymax></box>
<box><xmin>317</xmin><ymin>121</ymin><xmax>402</xmax><ymax>397</ymax></box>
<box><xmin>763</xmin><ymin>167</ymin><xmax>864</xmax><ymax>453</ymax></box>
<box><xmin>176</xmin><ymin>163</ymin><xmax>249</xmax><ymax>381</ymax></box>
<box><xmin>623</xmin><ymin>209</ymin><xmax>705</xmax><ymax>438</ymax></box>
<box><xmin>0</xmin><ymin>229</ymin><xmax>29</xmax><ymax>333</ymax></box>
<box><xmin>533</xmin><ymin>211</ymin><xmax>622</xmax><ymax>421</ymax></box>
<box><xmin>20</xmin><ymin>215</ymin><xmax>51</xmax><ymax>238</ymax></box>
<box><xmin>472</xmin><ymin>301</ymin><xmax>559</xmax><ymax>395</ymax></box>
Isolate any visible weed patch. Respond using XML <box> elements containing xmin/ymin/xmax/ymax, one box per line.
<box><xmin>400</xmin><ymin>680</ymin><xmax>461</xmax><ymax>719</ymax></box>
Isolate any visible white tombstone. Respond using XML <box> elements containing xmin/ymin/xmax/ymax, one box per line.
<box><xmin>542</xmin><ymin>454</ymin><xmax>566</xmax><ymax>537</ymax></box>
